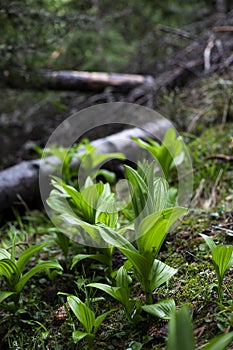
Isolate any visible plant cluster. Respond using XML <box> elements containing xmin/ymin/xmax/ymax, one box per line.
<box><xmin>0</xmin><ymin>129</ymin><xmax>233</xmax><ymax>349</ymax></box>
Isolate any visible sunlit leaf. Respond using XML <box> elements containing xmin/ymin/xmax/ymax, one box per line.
<box><xmin>87</xmin><ymin>283</ymin><xmax>122</xmax><ymax>303</ymax></box>
<box><xmin>0</xmin><ymin>249</ymin><xmax>11</xmax><ymax>260</ymax></box>
<box><xmin>15</xmin><ymin>260</ymin><xmax>63</xmax><ymax>293</ymax></box>
<box><xmin>17</xmin><ymin>242</ymin><xmax>51</xmax><ymax>273</ymax></box>
<box><xmin>71</xmin><ymin>253</ymin><xmax>111</xmax><ymax>269</ymax></box>
<box><xmin>138</xmin><ymin>207</ymin><xmax>187</xmax><ymax>257</ymax></box>
<box><xmin>153</xmin><ymin>177</ymin><xmax>169</xmax><ymax>212</ymax></box>
<box><xmin>67</xmin><ymin>295</ymin><xmax>95</xmax><ymax>334</ymax></box>
<box><xmin>0</xmin><ymin>259</ymin><xmax>20</xmax><ymax>287</ymax></box>
<box><xmin>142</xmin><ymin>299</ymin><xmax>176</xmax><ymax>320</ymax></box>
<box><xmin>72</xmin><ymin>330</ymin><xmax>90</xmax><ymax>343</ymax></box>
<box><xmin>0</xmin><ymin>291</ymin><xmax>16</xmax><ymax>303</ymax></box>
<box><xmin>124</xmin><ymin>165</ymin><xmax>151</xmax><ymax>219</ymax></box>
<box><xmin>212</xmin><ymin>245</ymin><xmax>233</xmax><ymax>281</ymax></box>
<box><xmin>151</xmin><ymin>260</ymin><xmax>177</xmax><ymax>290</ymax></box>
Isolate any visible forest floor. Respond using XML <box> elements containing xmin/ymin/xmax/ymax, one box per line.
<box><xmin>0</xmin><ymin>68</ymin><xmax>233</xmax><ymax>349</ymax></box>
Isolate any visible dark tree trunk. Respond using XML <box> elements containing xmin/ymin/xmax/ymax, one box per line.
<box><xmin>216</xmin><ymin>0</ymin><xmax>227</xmax><ymax>13</ymax></box>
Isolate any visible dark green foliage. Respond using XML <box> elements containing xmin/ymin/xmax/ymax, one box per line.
<box><xmin>1</xmin><ymin>0</ymin><xmax>209</xmax><ymax>77</ymax></box>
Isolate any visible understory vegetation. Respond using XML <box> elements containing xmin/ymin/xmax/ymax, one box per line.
<box><xmin>1</xmin><ymin>0</ymin><xmax>233</xmax><ymax>349</ymax></box>
<box><xmin>0</xmin><ymin>120</ymin><xmax>233</xmax><ymax>349</ymax></box>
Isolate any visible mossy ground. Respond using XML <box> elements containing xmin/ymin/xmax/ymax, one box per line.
<box><xmin>1</xmin><ymin>63</ymin><xmax>233</xmax><ymax>349</ymax></box>
<box><xmin>0</xmin><ymin>119</ymin><xmax>233</xmax><ymax>349</ymax></box>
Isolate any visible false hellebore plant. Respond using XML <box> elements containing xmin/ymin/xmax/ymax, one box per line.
<box><xmin>48</xmin><ymin>158</ymin><xmax>187</xmax><ymax>323</ymax></box>
<box><xmin>89</xmin><ymin>161</ymin><xmax>187</xmax><ymax>310</ymax></box>
<box><xmin>0</xmin><ymin>242</ymin><xmax>62</xmax><ymax>309</ymax></box>
<box><xmin>200</xmin><ymin>234</ymin><xmax>233</xmax><ymax>303</ymax></box>
<box><xmin>47</xmin><ymin>176</ymin><xmax>120</xmax><ymax>276</ymax></box>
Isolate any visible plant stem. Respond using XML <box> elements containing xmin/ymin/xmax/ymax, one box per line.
<box><xmin>144</xmin><ymin>280</ymin><xmax>152</xmax><ymax>304</ymax></box>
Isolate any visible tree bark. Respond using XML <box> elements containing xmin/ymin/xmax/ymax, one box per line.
<box><xmin>2</xmin><ymin>70</ymin><xmax>155</xmax><ymax>92</ymax></box>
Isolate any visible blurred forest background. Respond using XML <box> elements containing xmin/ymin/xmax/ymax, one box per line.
<box><xmin>0</xmin><ymin>0</ymin><xmax>232</xmax><ymax>168</ymax></box>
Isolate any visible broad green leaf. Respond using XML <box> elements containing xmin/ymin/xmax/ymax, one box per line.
<box><xmin>67</xmin><ymin>295</ymin><xmax>95</xmax><ymax>334</ymax></box>
<box><xmin>212</xmin><ymin>245</ymin><xmax>233</xmax><ymax>280</ymax></box>
<box><xmin>50</xmin><ymin>176</ymin><xmax>70</xmax><ymax>195</ymax></box>
<box><xmin>153</xmin><ymin>177</ymin><xmax>169</xmax><ymax>212</ymax></box>
<box><xmin>200</xmin><ymin>332</ymin><xmax>233</xmax><ymax>350</ymax></box>
<box><xmin>115</xmin><ymin>266</ymin><xmax>131</xmax><ymax>304</ymax></box>
<box><xmin>72</xmin><ymin>330</ymin><xmax>90</xmax><ymax>343</ymax></box>
<box><xmin>151</xmin><ymin>260</ymin><xmax>177</xmax><ymax>290</ymax></box>
<box><xmin>124</xmin><ymin>165</ymin><xmax>150</xmax><ymax>219</ymax></box>
<box><xmin>0</xmin><ymin>249</ymin><xmax>11</xmax><ymax>260</ymax></box>
<box><xmin>92</xmin><ymin>152</ymin><xmax>125</xmax><ymax>168</ymax></box>
<box><xmin>47</xmin><ymin>189</ymin><xmax>75</xmax><ymax>216</ymax></box>
<box><xmin>138</xmin><ymin>207</ymin><xmax>187</xmax><ymax>257</ymax></box>
<box><xmin>116</xmin><ymin>266</ymin><xmax>132</xmax><ymax>289</ymax></box>
<box><xmin>142</xmin><ymin>299</ymin><xmax>176</xmax><ymax>320</ymax></box>
<box><xmin>166</xmin><ymin>306</ymin><xmax>195</xmax><ymax>350</ymax></box>
<box><xmin>200</xmin><ymin>234</ymin><xmax>217</xmax><ymax>253</ymax></box>
<box><xmin>51</xmin><ymin>176</ymin><xmax>104</xmax><ymax>224</ymax></box>
<box><xmin>133</xmin><ymin>129</ymin><xmax>184</xmax><ymax>177</ymax></box>
<box><xmin>15</xmin><ymin>261</ymin><xmax>63</xmax><ymax>293</ymax></box>
<box><xmin>71</xmin><ymin>254</ymin><xmax>111</xmax><ymax>269</ymax></box>
<box><xmin>96</xmin><ymin>211</ymin><xmax>118</xmax><ymax>229</ymax></box>
<box><xmin>0</xmin><ymin>291</ymin><xmax>17</xmax><ymax>303</ymax></box>
<box><xmin>87</xmin><ymin>283</ymin><xmax>123</xmax><ymax>303</ymax></box>
<box><xmin>80</xmin><ymin>182</ymin><xmax>104</xmax><ymax>223</ymax></box>
<box><xmin>98</xmin><ymin>224</ymin><xmax>137</xmax><ymax>252</ymax></box>
<box><xmin>0</xmin><ymin>259</ymin><xmax>20</xmax><ymax>286</ymax></box>
<box><xmin>132</xmin><ymin>137</ymin><xmax>161</xmax><ymax>160</ymax></box>
<box><xmin>97</xmin><ymin>225</ymin><xmax>150</xmax><ymax>281</ymax></box>
<box><xmin>17</xmin><ymin>242</ymin><xmax>51</xmax><ymax>273</ymax></box>
<box><xmin>94</xmin><ymin>309</ymin><xmax>116</xmax><ymax>333</ymax></box>
<box><xmin>96</xmin><ymin>184</ymin><xmax>118</xmax><ymax>228</ymax></box>
<box><xmin>59</xmin><ymin>212</ymin><xmax>104</xmax><ymax>245</ymax></box>
<box><xmin>119</xmin><ymin>247</ymin><xmax>150</xmax><ymax>283</ymax></box>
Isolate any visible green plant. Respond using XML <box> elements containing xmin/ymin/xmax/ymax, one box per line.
<box><xmin>141</xmin><ymin>298</ymin><xmax>176</xmax><ymax>320</ymax></box>
<box><xmin>76</xmin><ymin>139</ymin><xmax>125</xmax><ymax>186</ymax></box>
<box><xmin>166</xmin><ymin>306</ymin><xmax>233</xmax><ymax>350</ymax></box>
<box><xmin>47</xmin><ymin>176</ymin><xmax>119</xmax><ymax>275</ymax></box>
<box><xmin>132</xmin><ymin>128</ymin><xmax>184</xmax><ymax>178</ymax></box>
<box><xmin>39</xmin><ymin>139</ymin><xmax>125</xmax><ymax>187</ymax></box>
<box><xmin>59</xmin><ymin>293</ymin><xmax>115</xmax><ymax>349</ymax></box>
<box><xmin>0</xmin><ymin>242</ymin><xmax>63</xmax><ymax>308</ymax></box>
<box><xmin>98</xmin><ymin>161</ymin><xmax>188</xmax><ymax>303</ymax></box>
<box><xmin>200</xmin><ymin>234</ymin><xmax>233</xmax><ymax>302</ymax></box>
<box><xmin>87</xmin><ymin>266</ymin><xmax>140</xmax><ymax>323</ymax></box>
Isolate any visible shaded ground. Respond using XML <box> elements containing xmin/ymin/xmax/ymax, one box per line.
<box><xmin>0</xmin><ymin>120</ymin><xmax>232</xmax><ymax>349</ymax></box>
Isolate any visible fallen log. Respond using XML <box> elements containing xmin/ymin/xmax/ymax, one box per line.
<box><xmin>2</xmin><ymin>70</ymin><xmax>155</xmax><ymax>92</ymax></box>
<box><xmin>0</xmin><ymin>119</ymin><xmax>171</xmax><ymax>213</ymax></box>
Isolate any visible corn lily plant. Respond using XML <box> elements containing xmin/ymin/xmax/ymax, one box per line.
<box><xmin>87</xmin><ymin>266</ymin><xmax>141</xmax><ymax>323</ymax></box>
<box><xmin>88</xmin><ymin>266</ymin><xmax>176</xmax><ymax>323</ymax></box>
<box><xmin>94</xmin><ymin>161</ymin><xmax>187</xmax><ymax>304</ymax></box>
<box><xmin>0</xmin><ymin>242</ymin><xmax>63</xmax><ymax>308</ymax></box>
<box><xmin>132</xmin><ymin>128</ymin><xmax>184</xmax><ymax>178</ymax></box>
<box><xmin>47</xmin><ymin>176</ymin><xmax>119</xmax><ymax>275</ymax></box>
<box><xmin>200</xmin><ymin>234</ymin><xmax>233</xmax><ymax>302</ymax></box>
<box><xmin>59</xmin><ymin>293</ymin><xmax>115</xmax><ymax>349</ymax></box>
<box><xmin>38</xmin><ymin>140</ymin><xmax>125</xmax><ymax>186</ymax></box>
